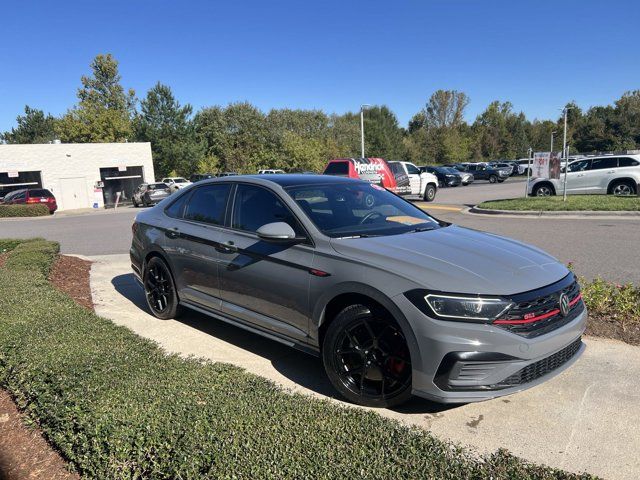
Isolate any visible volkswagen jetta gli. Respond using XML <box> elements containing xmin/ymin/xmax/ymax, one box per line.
<box><xmin>130</xmin><ymin>175</ymin><xmax>586</xmax><ymax>407</ymax></box>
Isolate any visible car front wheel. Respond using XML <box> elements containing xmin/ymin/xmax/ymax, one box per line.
<box><xmin>423</xmin><ymin>184</ymin><xmax>436</xmax><ymax>202</ymax></box>
<box><xmin>322</xmin><ymin>304</ymin><xmax>412</xmax><ymax>408</ymax></box>
<box><xmin>533</xmin><ymin>184</ymin><xmax>554</xmax><ymax>196</ymax></box>
<box><xmin>143</xmin><ymin>257</ymin><xmax>181</xmax><ymax>320</ymax></box>
<box><xmin>489</xmin><ymin>175</ymin><xmax>498</xmax><ymax>183</ymax></box>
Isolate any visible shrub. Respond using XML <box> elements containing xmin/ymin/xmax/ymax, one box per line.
<box><xmin>0</xmin><ymin>239</ymin><xmax>598</xmax><ymax>479</ymax></box>
<box><xmin>0</xmin><ymin>204</ymin><xmax>50</xmax><ymax>217</ymax></box>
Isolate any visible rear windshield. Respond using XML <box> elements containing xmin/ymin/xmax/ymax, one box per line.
<box><xmin>149</xmin><ymin>183</ymin><xmax>168</xmax><ymax>190</ymax></box>
<box><xmin>29</xmin><ymin>189</ymin><xmax>53</xmax><ymax>197</ymax></box>
<box><xmin>324</xmin><ymin>162</ymin><xmax>349</xmax><ymax>175</ymax></box>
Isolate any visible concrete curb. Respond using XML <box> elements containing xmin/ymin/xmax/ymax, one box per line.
<box><xmin>466</xmin><ymin>205</ymin><xmax>640</xmax><ymax>219</ymax></box>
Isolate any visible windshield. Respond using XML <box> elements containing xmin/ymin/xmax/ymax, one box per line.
<box><xmin>174</xmin><ymin>178</ymin><xmax>188</xmax><ymax>183</ymax></box>
<box><xmin>444</xmin><ymin>167</ymin><xmax>460</xmax><ymax>174</ymax></box>
<box><xmin>286</xmin><ymin>182</ymin><xmax>441</xmax><ymax>238</ymax></box>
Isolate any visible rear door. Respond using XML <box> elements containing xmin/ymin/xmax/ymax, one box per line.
<box><xmin>217</xmin><ymin>183</ymin><xmax>313</xmax><ymax>341</ymax></box>
<box><xmin>162</xmin><ymin>183</ymin><xmax>232</xmax><ymax>310</ymax></box>
<box><xmin>588</xmin><ymin>157</ymin><xmax>618</xmax><ymax>193</ymax></box>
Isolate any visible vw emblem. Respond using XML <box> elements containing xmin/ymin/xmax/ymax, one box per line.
<box><xmin>559</xmin><ymin>293</ymin><xmax>570</xmax><ymax>317</ymax></box>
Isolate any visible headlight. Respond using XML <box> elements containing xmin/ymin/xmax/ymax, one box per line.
<box><xmin>424</xmin><ymin>294</ymin><xmax>513</xmax><ymax>322</ymax></box>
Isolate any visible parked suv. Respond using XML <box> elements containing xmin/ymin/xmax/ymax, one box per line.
<box><xmin>131</xmin><ymin>175</ymin><xmax>586</xmax><ymax>408</ymax></box>
<box><xmin>162</xmin><ymin>177</ymin><xmax>192</xmax><ymax>192</ymax></box>
<box><xmin>527</xmin><ymin>155</ymin><xmax>640</xmax><ymax>196</ymax></box>
<box><xmin>1</xmin><ymin>188</ymin><xmax>57</xmax><ymax>213</ymax></box>
<box><xmin>133</xmin><ymin>183</ymin><xmax>172</xmax><ymax>207</ymax></box>
<box><xmin>455</xmin><ymin>163</ymin><xmax>509</xmax><ymax>183</ymax></box>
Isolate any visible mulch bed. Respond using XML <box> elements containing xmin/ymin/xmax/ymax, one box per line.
<box><xmin>0</xmin><ymin>390</ymin><xmax>79</xmax><ymax>480</ymax></box>
<box><xmin>586</xmin><ymin>313</ymin><xmax>640</xmax><ymax>346</ymax></box>
<box><xmin>49</xmin><ymin>255</ymin><xmax>94</xmax><ymax>311</ymax></box>
<box><xmin>0</xmin><ymin>253</ymin><xmax>7</xmax><ymax>269</ymax></box>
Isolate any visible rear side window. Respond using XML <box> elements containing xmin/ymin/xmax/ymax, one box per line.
<box><xmin>324</xmin><ymin>162</ymin><xmax>349</xmax><ymax>175</ymax></box>
<box><xmin>232</xmin><ymin>184</ymin><xmax>304</xmax><ymax>235</ymax></box>
<box><xmin>388</xmin><ymin>162</ymin><xmax>404</xmax><ymax>175</ymax></box>
<box><xmin>590</xmin><ymin>158</ymin><xmax>618</xmax><ymax>170</ymax></box>
<box><xmin>183</xmin><ymin>184</ymin><xmax>231</xmax><ymax>225</ymax></box>
<box><xmin>619</xmin><ymin>157</ymin><xmax>640</xmax><ymax>167</ymax></box>
<box><xmin>165</xmin><ymin>191</ymin><xmax>192</xmax><ymax>219</ymax></box>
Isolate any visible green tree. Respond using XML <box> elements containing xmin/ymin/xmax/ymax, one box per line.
<box><xmin>56</xmin><ymin>54</ymin><xmax>135</xmax><ymax>143</ymax></box>
<box><xmin>134</xmin><ymin>82</ymin><xmax>203</xmax><ymax>177</ymax></box>
<box><xmin>1</xmin><ymin>106</ymin><xmax>57</xmax><ymax>144</ymax></box>
<box><xmin>360</xmin><ymin>105</ymin><xmax>406</xmax><ymax>159</ymax></box>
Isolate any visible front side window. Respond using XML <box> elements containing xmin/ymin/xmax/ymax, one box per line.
<box><xmin>590</xmin><ymin>158</ymin><xmax>618</xmax><ymax>170</ymax></box>
<box><xmin>232</xmin><ymin>184</ymin><xmax>304</xmax><ymax>235</ymax></box>
<box><xmin>567</xmin><ymin>159</ymin><xmax>591</xmax><ymax>172</ymax></box>
<box><xmin>405</xmin><ymin>163</ymin><xmax>421</xmax><ymax>175</ymax></box>
<box><xmin>183</xmin><ymin>184</ymin><xmax>230</xmax><ymax>225</ymax></box>
<box><xmin>287</xmin><ymin>183</ymin><xmax>440</xmax><ymax>238</ymax></box>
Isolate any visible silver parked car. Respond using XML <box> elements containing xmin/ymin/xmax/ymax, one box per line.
<box><xmin>133</xmin><ymin>183</ymin><xmax>172</xmax><ymax>207</ymax></box>
<box><xmin>131</xmin><ymin>175</ymin><xmax>586</xmax><ymax>407</ymax></box>
<box><xmin>528</xmin><ymin>154</ymin><xmax>640</xmax><ymax>196</ymax></box>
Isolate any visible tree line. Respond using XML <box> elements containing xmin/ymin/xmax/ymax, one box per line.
<box><xmin>2</xmin><ymin>54</ymin><xmax>639</xmax><ymax>177</ymax></box>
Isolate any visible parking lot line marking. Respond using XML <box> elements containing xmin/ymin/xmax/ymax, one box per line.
<box><xmin>417</xmin><ymin>204</ymin><xmax>463</xmax><ymax>212</ymax></box>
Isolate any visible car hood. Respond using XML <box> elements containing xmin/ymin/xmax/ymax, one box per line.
<box><xmin>330</xmin><ymin>225</ymin><xmax>568</xmax><ymax>295</ymax></box>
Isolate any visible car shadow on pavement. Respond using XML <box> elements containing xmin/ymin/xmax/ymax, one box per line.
<box><xmin>111</xmin><ymin>273</ymin><xmax>457</xmax><ymax>415</ymax></box>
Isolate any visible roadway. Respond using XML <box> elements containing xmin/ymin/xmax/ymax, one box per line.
<box><xmin>1</xmin><ymin>177</ymin><xmax>638</xmax><ymax>284</ymax></box>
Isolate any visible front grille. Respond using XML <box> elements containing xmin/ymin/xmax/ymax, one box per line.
<box><xmin>496</xmin><ymin>279</ymin><xmax>583</xmax><ymax>338</ymax></box>
<box><xmin>497</xmin><ymin>337</ymin><xmax>582</xmax><ymax>387</ymax></box>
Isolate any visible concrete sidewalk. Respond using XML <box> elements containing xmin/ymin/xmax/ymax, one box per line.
<box><xmin>90</xmin><ymin>254</ymin><xmax>640</xmax><ymax>480</ymax></box>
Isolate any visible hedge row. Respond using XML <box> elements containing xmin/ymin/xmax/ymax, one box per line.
<box><xmin>0</xmin><ymin>239</ymin><xmax>596</xmax><ymax>479</ymax></box>
<box><xmin>0</xmin><ymin>204</ymin><xmax>50</xmax><ymax>217</ymax></box>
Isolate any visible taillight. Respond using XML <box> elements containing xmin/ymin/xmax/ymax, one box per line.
<box><xmin>132</xmin><ymin>222</ymin><xmax>139</xmax><ymax>235</ymax></box>
<box><xmin>26</xmin><ymin>197</ymin><xmax>39</xmax><ymax>203</ymax></box>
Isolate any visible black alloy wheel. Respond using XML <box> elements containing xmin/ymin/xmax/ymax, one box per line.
<box><xmin>323</xmin><ymin>304</ymin><xmax>412</xmax><ymax>408</ymax></box>
<box><xmin>143</xmin><ymin>257</ymin><xmax>181</xmax><ymax>319</ymax></box>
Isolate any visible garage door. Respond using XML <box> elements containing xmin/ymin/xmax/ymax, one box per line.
<box><xmin>59</xmin><ymin>177</ymin><xmax>89</xmax><ymax>210</ymax></box>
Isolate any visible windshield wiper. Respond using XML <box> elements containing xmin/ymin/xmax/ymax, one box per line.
<box><xmin>407</xmin><ymin>226</ymin><xmax>438</xmax><ymax>233</ymax></box>
<box><xmin>334</xmin><ymin>233</ymin><xmax>379</xmax><ymax>239</ymax></box>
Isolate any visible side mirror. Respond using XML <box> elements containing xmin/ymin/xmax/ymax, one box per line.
<box><xmin>256</xmin><ymin>222</ymin><xmax>302</xmax><ymax>243</ymax></box>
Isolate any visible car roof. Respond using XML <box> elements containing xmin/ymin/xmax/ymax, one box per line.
<box><xmin>198</xmin><ymin>174</ymin><xmax>364</xmax><ymax>188</ymax></box>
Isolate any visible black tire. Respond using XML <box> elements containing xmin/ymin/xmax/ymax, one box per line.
<box><xmin>532</xmin><ymin>183</ymin><xmax>555</xmax><ymax>197</ymax></box>
<box><xmin>133</xmin><ymin>199</ymin><xmax>139</xmax><ymax>208</ymax></box>
<box><xmin>143</xmin><ymin>256</ymin><xmax>181</xmax><ymax>320</ymax></box>
<box><xmin>322</xmin><ymin>304</ymin><xmax>412</xmax><ymax>408</ymax></box>
<box><xmin>497</xmin><ymin>178</ymin><xmax>505</xmax><ymax>183</ymax></box>
<box><xmin>423</xmin><ymin>184</ymin><xmax>436</xmax><ymax>202</ymax></box>
<box><xmin>489</xmin><ymin>175</ymin><xmax>498</xmax><ymax>183</ymax></box>
<box><xmin>610</xmin><ymin>180</ymin><xmax>637</xmax><ymax>196</ymax></box>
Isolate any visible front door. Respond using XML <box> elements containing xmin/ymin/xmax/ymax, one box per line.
<box><xmin>405</xmin><ymin>163</ymin><xmax>422</xmax><ymax>195</ymax></box>
<box><xmin>564</xmin><ymin>159</ymin><xmax>592</xmax><ymax>194</ymax></box>
<box><xmin>217</xmin><ymin>183</ymin><xmax>313</xmax><ymax>342</ymax></box>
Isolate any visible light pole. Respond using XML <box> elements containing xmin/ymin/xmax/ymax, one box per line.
<box><xmin>360</xmin><ymin>104</ymin><xmax>370</xmax><ymax>158</ymax></box>
<box><xmin>525</xmin><ymin>147</ymin><xmax>533</xmax><ymax>197</ymax></box>
<box><xmin>550</xmin><ymin>131</ymin><xmax>556</xmax><ymax>153</ymax></box>
<box><xmin>562</xmin><ymin>107</ymin><xmax>570</xmax><ymax>201</ymax></box>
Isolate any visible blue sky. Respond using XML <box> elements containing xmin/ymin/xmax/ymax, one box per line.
<box><xmin>1</xmin><ymin>0</ymin><xmax>638</xmax><ymax>132</ymax></box>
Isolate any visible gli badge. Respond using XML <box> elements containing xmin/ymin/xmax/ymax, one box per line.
<box><xmin>559</xmin><ymin>293</ymin><xmax>570</xmax><ymax>317</ymax></box>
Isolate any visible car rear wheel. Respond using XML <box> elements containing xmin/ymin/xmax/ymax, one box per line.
<box><xmin>423</xmin><ymin>184</ymin><xmax>436</xmax><ymax>202</ymax></box>
<box><xmin>533</xmin><ymin>184</ymin><xmax>554</xmax><ymax>196</ymax></box>
<box><xmin>489</xmin><ymin>175</ymin><xmax>498</xmax><ymax>183</ymax></box>
<box><xmin>143</xmin><ymin>257</ymin><xmax>181</xmax><ymax>320</ymax></box>
<box><xmin>322</xmin><ymin>304</ymin><xmax>412</xmax><ymax>408</ymax></box>
<box><xmin>611</xmin><ymin>180</ymin><xmax>636</xmax><ymax>196</ymax></box>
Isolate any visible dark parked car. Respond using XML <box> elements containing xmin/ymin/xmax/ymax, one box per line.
<box><xmin>131</xmin><ymin>175</ymin><xmax>586</xmax><ymax>408</ymax></box>
<box><xmin>419</xmin><ymin>166</ymin><xmax>462</xmax><ymax>187</ymax></box>
<box><xmin>454</xmin><ymin>163</ymin><xmax>509</xmax><ymax>183</ymax></box>
<box><xmin>1</xmin><ymin>188</ymin><xmax>57</xmax><ymax>213</ymax></box>
<box><xmin>190</xmin><ymin>173</ymin><xmax>216</xmax><ymax>182</ymax></box>
<box><xmin>132</xmin><ymin>183</ymin><xmax>172</xmax><ymax>207</ymax></box>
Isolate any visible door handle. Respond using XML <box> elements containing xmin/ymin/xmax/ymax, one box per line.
<box><xmin>576</xmin><ymin>174</ymin><xmax>584</xmax><ymax>177</ymax></box>
<box><xmin>218</xmin><ymin>241</ymin><xmax>237</xmax><ymax>253</ymax></box>
<box><xmin>165</xmin><ymin>227</ymin><xmax>180</xmax><ymax>239</ymax></box>
<box><xmin>606</xmin><ymin>170</ymin><xmax>615</xmax><ymax>173</ymax></box>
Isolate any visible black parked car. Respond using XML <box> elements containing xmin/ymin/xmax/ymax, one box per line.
<box><xmin>190</xmin><ymin>173</ymin><xmax>216</xmax><ymax>182</ymax></box>
<box><xmin>420</xmin><ymin>166</ymin><xmax>462</xmax><ymax>187</ymax></box>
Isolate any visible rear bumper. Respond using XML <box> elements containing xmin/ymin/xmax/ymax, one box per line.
<box><xmin>393</xmin><ymin>293</ymin><xmax>587</xmax><ymax>403</ymax></box>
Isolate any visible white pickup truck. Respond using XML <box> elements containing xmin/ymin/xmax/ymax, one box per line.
<box><xmin>388</xmin><ymin>161</ymin><xmax>439</xmax><ymax>201</ymax></box>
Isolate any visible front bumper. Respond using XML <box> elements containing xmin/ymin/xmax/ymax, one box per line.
<box><xmin>393</xmin><ymin>293</ymin><xmax>587</xmax><ymax>403</ymax></box>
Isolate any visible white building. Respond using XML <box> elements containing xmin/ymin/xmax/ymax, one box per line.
<box><xmin>0</xmin><ymin>142</ymin><xmax>154</xmax><ymax>210</ymax></box>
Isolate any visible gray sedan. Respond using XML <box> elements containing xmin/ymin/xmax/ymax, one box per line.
<box><xmin>133</xmin><ymin>183</ymin><xmax>172</xmax><ymax>207</ymax></box>
<box><xmin>130</xmin><ymin>175</ymin><xmax>586</xmax><ymax>407</ymax></box>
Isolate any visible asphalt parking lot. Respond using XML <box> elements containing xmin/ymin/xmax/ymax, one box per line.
<box><xmin>2</xmin><ymin>177</ymin><xmax>638</xmax><ymax>284</ymax></box>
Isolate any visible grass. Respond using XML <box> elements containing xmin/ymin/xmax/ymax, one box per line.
<box><xmin>0</xmin><ymin>238</ymin><xmax>597</xmax><ymax>479</ymax></box>
<box><xmin>0</xmin><ymin>204</ymin><xmax>50</xmax><ymax>217</ymax></box>
<box><xmin>478</xmin><ymin>195</ymin><xmax>640</xmax><ymax>212</ymax></box>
